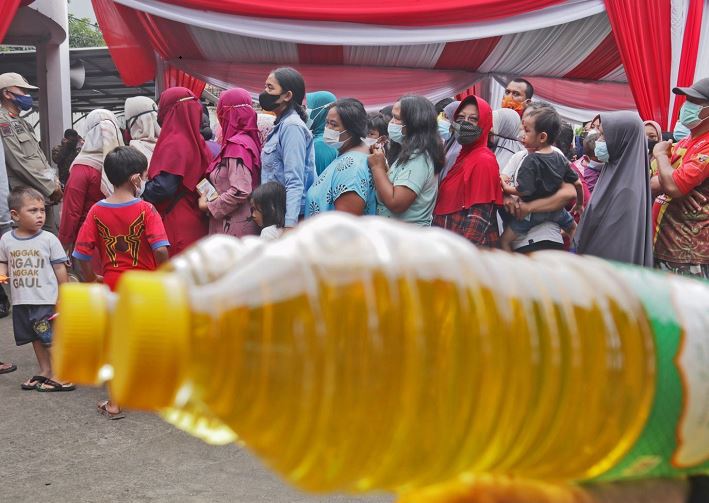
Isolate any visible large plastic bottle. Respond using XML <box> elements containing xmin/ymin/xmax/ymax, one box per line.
<box><xmin>54</xmin><ymin>213</ymin><xmax>709</xmax><ymax>494</ymax></box>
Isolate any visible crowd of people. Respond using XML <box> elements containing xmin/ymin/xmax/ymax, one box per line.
<box><xmin>0</xmin><ymin>68</ymin><xmax>707</xmax><ymax>415</ymax></box>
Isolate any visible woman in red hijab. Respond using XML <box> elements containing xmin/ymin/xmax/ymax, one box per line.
<box><xmin>143</xmin><ymin>87</ymin><xmax>213</xmax><ymax>256</ymax></box>
<box><xmin>433</xmin><ymin>95</ymin><xmax>504</xmax><ymax>247</ymax></box>
<box><xmin>197</xmin><ymin>88</ymin><xmax>261</xmax><ymax>237</ymax></box>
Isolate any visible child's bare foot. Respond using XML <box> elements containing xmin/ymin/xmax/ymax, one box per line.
<box><xmin>0</xmin><ymin>361</ymin><xmax>17</xmax><ymax>374</ymax></box>
<box><xmin>97</xmin><ymin>400</ymin><xmax>125</xmax><ymax>420</ymax></box>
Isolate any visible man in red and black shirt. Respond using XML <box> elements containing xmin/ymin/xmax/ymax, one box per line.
<box><xmin>651</xmin><ymin>78</ymin><xmax>709</xmax><ymax>279</ymax></box>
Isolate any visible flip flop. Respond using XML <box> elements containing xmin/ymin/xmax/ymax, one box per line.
<box><xmin>0</xmin><ymin>362</ymin><xmax>17</xmax><ymax>374</ymax></box>
<box><xmin>97</xmin><ymin>400</ymin><xmax>125</xmax><ymax>420</ymax></box>
<box><xmin>37</xmin><ymin>378</ymin><xmax>75</xmax><ymax>392</ymax></box>
<box><xmin>21</xmin><ymin>375</ymin><xmax>47</xmax><ymax>390</ymax></box>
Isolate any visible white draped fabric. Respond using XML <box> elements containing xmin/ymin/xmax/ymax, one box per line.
<box><xmin>478</xmin><ymin>14</ymin><xmax>611</xmax><ymax>78</ymax></box>
<box><xmin>114</xmin><ymin>0</ymin><xmax>606</xmax><ymax>46</ymax></box>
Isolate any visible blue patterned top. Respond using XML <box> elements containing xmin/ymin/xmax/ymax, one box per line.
<box><xmin>305</xmin><ymin>151</ymin><xmax>376</xmax><ymax>217</ymax></box>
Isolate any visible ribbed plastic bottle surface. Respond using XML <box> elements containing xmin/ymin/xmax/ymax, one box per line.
<box><xmin>54</xmin><ymin>213</ymin><xmax>709</xmax><ymax>494</ymax></box>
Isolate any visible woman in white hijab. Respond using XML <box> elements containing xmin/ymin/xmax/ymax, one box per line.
<box><xmin>491</xmin><ymin>108</ymin><xmax>524</xmax><ymax>171</ymax></box>
<box><xmin>58</xmin><ymin>109</ymin><xmax>123</xmax><ymax>251</ymax></box>
<box><xmin>124</xmin><ymin>96</ymin><xmax>160</xmax><ymax>163</ymax></box>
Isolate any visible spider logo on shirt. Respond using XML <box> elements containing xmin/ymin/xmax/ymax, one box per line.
<box><xmin>94</xmin><ymin>212</ymin><xmax>146</xmax><ymax>267</ymax></box>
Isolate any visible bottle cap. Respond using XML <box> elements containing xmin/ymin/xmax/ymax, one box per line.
<box><xmin>53</xmin><ymin>283</ymin><xmax>111</xmax><ymax>385</ymax></box>
<box><xmin>109</xmin><ymin>271</ymin><xmax>190</xmax><ymax>410</ymax></box>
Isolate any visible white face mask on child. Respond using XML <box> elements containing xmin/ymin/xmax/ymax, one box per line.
<box><xmin>134</xmin><ymin>178</ymin><xmax>146</xmax><ymax>198</ymax></box>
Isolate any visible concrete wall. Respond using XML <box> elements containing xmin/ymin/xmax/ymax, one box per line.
<box><xmin>30</xmin><ymin>0</ymin><xmax>71</xmax><ymax>160</ymax></box>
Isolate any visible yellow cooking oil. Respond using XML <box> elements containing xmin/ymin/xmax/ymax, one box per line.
<box><xmin>55</xmin><ymin>212</ymin><xmax>709</xmax><ymax>495</ymax></box>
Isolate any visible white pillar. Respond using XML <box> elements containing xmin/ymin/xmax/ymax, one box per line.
<box><xmin>31</xmin><ymin>0</ymin><xmax>71</xmax><ymax>161</ymax></box>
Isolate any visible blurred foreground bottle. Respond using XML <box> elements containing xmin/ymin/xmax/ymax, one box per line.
<box><xmin>54</xmin><ymin>214</ymin><xmax>709</xmax><ymax>494</ymax></box>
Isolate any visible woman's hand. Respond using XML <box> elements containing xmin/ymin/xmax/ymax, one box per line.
<box><xmin>653</xmin><ymin>140</ymin><xmax>673</xmax><ymax>159</ymax></box>
<box><xmin>368</xmin><ymin>142</ymin><xmax>388</xmax><ymax>172</ymax></box>
<box><xmin>198</xmin><ymin>193</ymin><xmax>209</xmax><ymax>213</ymax></box>
<box><xmin>680</xmin><ymin>188</ymin><xmax>706</xmax><ymax>214</ymax></box>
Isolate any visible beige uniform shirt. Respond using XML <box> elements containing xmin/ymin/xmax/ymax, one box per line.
<box><xmin>0</xmin><ymin>107</ymin><xmax>57</xmax><ymax>198</ymax></box>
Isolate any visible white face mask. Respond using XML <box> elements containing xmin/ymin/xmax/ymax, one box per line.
<box><xmin>134</xmin><ymin>177</ymin><xmax>146</xmax><ymax>197</ymax></box>
<box><xmin>323</xmin><ymin>127</ymin><xmax>348</xmax><ymax>149</ymax></box>
<box><xmin>363</xmin><ymin>137</ymin><xmax>378</xmax><ymax>147</ymax></box>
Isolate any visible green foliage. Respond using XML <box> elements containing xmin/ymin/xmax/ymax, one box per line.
<box><xmin>68</xmin><ymin>14</ymin><xmax>105</xmax><ymax>48</ymax></box>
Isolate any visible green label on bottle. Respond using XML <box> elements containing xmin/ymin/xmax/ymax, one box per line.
<box><xmin>592</xmin><ymin>265</ymin><xmax>709</xmax><ymax>481</ymax></box>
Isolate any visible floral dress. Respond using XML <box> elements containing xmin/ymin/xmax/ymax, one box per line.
<box><xmin>305</xmin><ymin>151</ymin><xmax>376</xmax><ymax>217</ymax></box>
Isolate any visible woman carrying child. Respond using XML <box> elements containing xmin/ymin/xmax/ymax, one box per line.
<box><xmin>198</xmin><ymin>88</ymin><xmax>261</xmax><ymax>238</ymax></box>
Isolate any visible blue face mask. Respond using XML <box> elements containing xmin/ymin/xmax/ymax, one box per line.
<box><xmin>438</xmin><ymin>119</ymin><xmax>451</xmax><ymax>141</ymax></box>
<box><xmin>673</xmin><ymin>121</ymin><xmax>691</xmax><ymax>141</ymax></box>
<box><xmin>679</xmin><ymin>101</ymin><xmax>709</xmax><ymax>129</ymax></box>
<box><xmin>388</xmin><ymin>122</ymin><xmax>405</xmax><ymax>144</ymax></box>
<box><xmin>12</xmin><ymin>93</ymin><xmax>33</xmax><ymax>111</ymax></box>
<box><xmin>594</xmin><ymin>140</ymin><xmax>610</xmax><ymax>162</ymax></box>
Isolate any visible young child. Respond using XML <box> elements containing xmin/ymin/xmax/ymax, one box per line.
<box><xmin>249</xmin><ymin>181</ymin><xmax>286</xmax><ymax>241</ymax></box>
<box><xmin>500</xmin><ymin>105</ymin><xmax>584</xmax><ymax>252</ymax></box>
<box><xmin>0</xmin><ymin>187</ymin><xmax>72</xmax><ymax>391</ymax></box>
<box><xmin>72</xmin><ymin>145</ymin><xmax>170</xmax><ymax>418</ymax></box>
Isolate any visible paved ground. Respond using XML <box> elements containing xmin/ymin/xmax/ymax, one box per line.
<box><xmin>0</xmin><ymin>316</ymin><xmax>394</xmax><ymax>503</ymax></box>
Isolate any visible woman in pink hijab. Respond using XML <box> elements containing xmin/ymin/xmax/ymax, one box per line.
<box><xmin>198</xmin><ymin>88</ymin><xmax>261</xmax><ymax>237</ymax></box>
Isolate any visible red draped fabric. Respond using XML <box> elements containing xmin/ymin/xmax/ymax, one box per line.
<box><xmin>604</xmin><ymin>0</ymin><xmax>671</xmax><ymax>128</ymax></box>
<box><xmin>564</xmin><ymin>31</ymin><xmax>621</xmax><ymax>81</ymax></box>
<box><xmin>165</xmin><ymin>0</ymin><xmax>565</xmax><ymax>26</ymax></box>
<box><xmin>670</xmin><ymin>0</ymin><xmax>704</xmax><ymax>128</ymax></box>
<box><xmin>135</xmin><ymin>12</ymin><xmax>203</xmax><ymax>60</ymax></box>
<box><xmin>163</xmin><ymin>64</ymin><xmax>206</xmax><ymax>98</ymax></box>
<box><xmin>297</xmin><ymin>45</ymin><xmax>345</xmax><ymax>65</ymax></box>
<box><xmin>435</xmin><ymin>37</ymin><xmax>501</xmax><ymax>71</ymax></box>
<box><xmin>0</xmin><ymin>0</ymin><xmax>21</xmax><ymax>43</ymax></box>
<box><xmin>527</xmin><ymin>77</ymin><xmax>635</xmax><ymax>110</ymax></box>
<box><xmin>91</xmin><ymin>0</ymin><xmax>155</xmax><ymax>86</ymax></box>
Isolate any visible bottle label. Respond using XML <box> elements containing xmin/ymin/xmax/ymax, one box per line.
<box><xmin>592</xmin><ymin>265</ymin><xmax>709</xmax><ymax>481</ymax></box>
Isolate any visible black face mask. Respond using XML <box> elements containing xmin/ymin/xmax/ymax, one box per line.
<box><xmin>452</xmin><ymin>120</ymin><xmax>483</xmax><ymax>145</ymax></box>
<box><xmin>648</xmin><ymin>139</ymin><xmax>659</xmax><ymax>157</ymax></box>
<box><xmin>259</xmin><ymin>91</ymin><xmax>283</xmax><ymax>112</ymax></box>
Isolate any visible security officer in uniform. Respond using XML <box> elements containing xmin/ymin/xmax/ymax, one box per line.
<box><xmin>0</xmin><ymin>72</ymin><xmax>62</xmax><ymax>236</ymax></box>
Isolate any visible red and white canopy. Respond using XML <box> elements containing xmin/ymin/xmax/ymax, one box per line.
<box><xmin>93</xmin><ymin>0</ymin><xmax>708</xmax><ymax>128</ymax></box>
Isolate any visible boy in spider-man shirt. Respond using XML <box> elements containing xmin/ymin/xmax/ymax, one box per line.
<box><xmin>72</xmin><ymin>145</ymin><xmax>169</xmax><ymax>419</ymax></box>
<box><xmin>72</xmin><ymin>146</ymin><xmax>169</xmax><ymax>290</ymax></box>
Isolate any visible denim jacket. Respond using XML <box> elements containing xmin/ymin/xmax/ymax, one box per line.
<box><xmin>261</xmin><ymin>109</ymin><xmax>316</xmax><ymax>226</ymax></box>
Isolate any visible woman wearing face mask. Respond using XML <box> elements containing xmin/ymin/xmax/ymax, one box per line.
<box><xmin>644</xmin><ymin>120</ymin><xmax>662</xmax><ymax>164</ymax></box>
<box><xmin>305</xmin><ymin>98</ymin><xmax>376</xmax><ymax>217</ymax></box>
<box><xmin>123</xmin><ymin>96</ymin><xmax>160</xmax><ymax>165</ymax></box>
<box><xmin>305</xmin><ymin>91</ymin><xmax>338</xmax><ymax>177</ymax></box>
<box><xmin>260</xmin><ymin>67</ymin><xmax>316</xmax><ymax>228</ymax></box>
<box><xmin>143</xmin><ymin>87</ymin><xmax>212</xmax><ymax>256</ymax></box>
<box><xmin>368</xmin><ymin>95</ymin><xmax>443</xmax><ymax>226</ymax></box>
<box><xmin>58</xmin><ymin>109</ymin><xmax>123</xmax><ymax>255</ymax></box>
<box><xmin>573</xmin><ymin>111</ymin><xmax>653</xmax><ymax>266</ymax></box>
<box><xmin>432</xmin><ymin>95</ymin><xmax>503</xmax><ymax>246</ymax></box>
<box><xmin>198</xmin><ymin>88</ymin><xmax>261</xmax><ymax>238</ymax></box>
<box><xmin>439</xmin><ymin>100</ymin><xmax>461</xmax><ymax>181</ymax></box>
<box><xmin>490</xmin><ymin>108</ymin><xmax>524</xmax><ymax>171</ymax></box>
<box><xmin>572</xmin><ymin>132</ymin><xmax>603</xmax><ymax>194</ymax></box>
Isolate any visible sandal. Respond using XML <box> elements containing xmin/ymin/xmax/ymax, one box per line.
<box><xmin>97</xmin><ymin>400</ymin><xmax>125</xmax><ymax>420</ymax></box>
<box><xmin>0</xmin><ymin>362</ymin><xmax>17</xmax><ymax>374</ymax></box>
<box><xmin>21</xmin><ymin>375</ymin><xmax>47</xmax><ymax>390</ymax></box>
<box><xmin>37</xmin><ymin>378</ymin><xmax>75</xmax><ymax>392</ymax></box>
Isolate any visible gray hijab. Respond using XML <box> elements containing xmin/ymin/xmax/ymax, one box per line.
<box><xmin>573</xmin><ymin>111</ymin><xmax>653</xmax><ymax>266</ymax></box>
<box><xmin>440</xmin><ymin>100</ymin><xmax>461</xmax><ymax>181</ymax></box>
